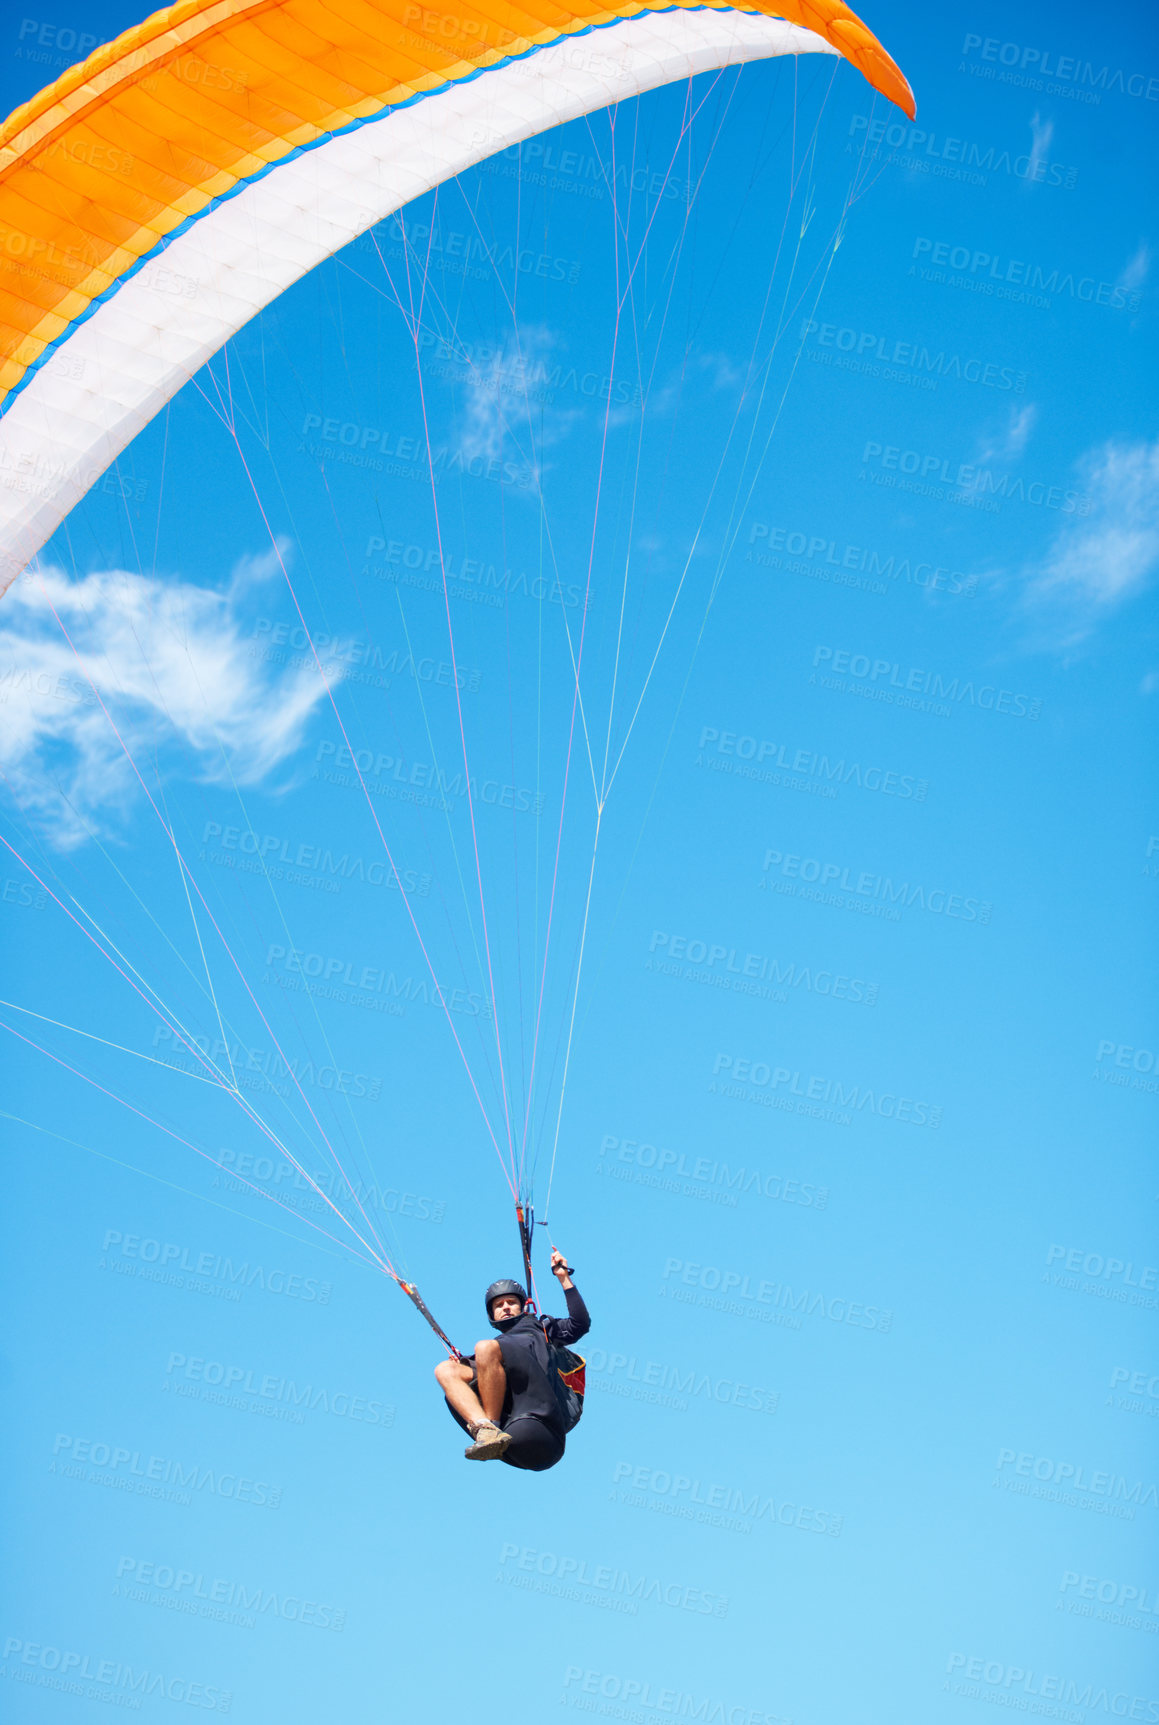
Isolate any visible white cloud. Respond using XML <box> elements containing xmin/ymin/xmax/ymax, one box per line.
<box><xmin>975</xmin><ymin>403</ymin><xmax>1038</xmax><ymax>467</ymax></box>
<box><xmin>695</xmin><ymin>351</ymin><xmax>744</xmax><ymax>391</ymax></box>
<box><xmin>227</xmin><ymin>540</ymin><xmax>290</xmax><ymax>601</ymax></box>
<box><xmin>458</xmin><ymin>350</ymin><xmax>509</xmax><ymax>464</ymax></box>
<box><xmin>0</xmin><ymin>541</ymin><xmax>341</xmax><ymax>846</ymax></box>
<box><xmin>456</xmin><ymin>326</ymin><xmax>555</xmax><ymax>467</ymax></box>
<box><xmin>1024</xmin><ymin>438</ymin><xmax>1159</xmax><ymax>637</ymax></box>
<box><xmin>1024</xmin><ymin>113</ymin><xmax>1053</xmax><ymax>184</ymax></box>
<box><xmin>1119</xmin><ymin>243</ymin><xmax>1150</xmax><ymax>295</ymax></box>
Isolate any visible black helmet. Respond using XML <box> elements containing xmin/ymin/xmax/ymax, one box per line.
<box><xmin>485</xmin><ymin>1278</ymin><xmax>526</xmax><ymax>1322</ymax></box>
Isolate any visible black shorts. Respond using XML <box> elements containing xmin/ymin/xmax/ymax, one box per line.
<box><xmin>445</xmin><ymin>1361</ymin><xmax>566</xmax><ymax>1472</ymax></box>
<box><xmin>499</xmin><ymin>1415</ymin><xmax>566</xmax><ymax>1472</ymax></box>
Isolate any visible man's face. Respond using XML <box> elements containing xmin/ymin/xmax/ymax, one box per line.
<box><xmin>490</xmin><ymin>1293</ymin><xmax>524</xmax><ymax>1322</ymax></box>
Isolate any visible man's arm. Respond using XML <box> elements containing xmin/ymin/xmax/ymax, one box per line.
<box><xmin>543</xmin><ymin>1248</ymin><xmax>590</xmax><ymax>1345</ymax></box>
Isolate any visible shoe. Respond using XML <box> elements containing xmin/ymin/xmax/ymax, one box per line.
<box><xmin>464</xmin><ymin>1422</ymin><xmax>511</xmax><ymax>1460</ymax></box>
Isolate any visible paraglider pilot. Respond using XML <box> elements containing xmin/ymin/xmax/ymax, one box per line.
<box><xmin>436</xmin><ymin>1247</ymin><xmax>589</xmax><ymax>1470</ymax></box>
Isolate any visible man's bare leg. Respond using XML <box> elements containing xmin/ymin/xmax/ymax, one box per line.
<box><xmin>434</xmin><ymin>1358</ymin><xmax>488</xmax><ymax>1429</ymax></box>
<box><xmin>435</xmin><ymin>1341</ymin><xmax>509</xmax><ymax>1459</ymax></box>
<box><xmin>474</xmin><ymin>1339</ymin><xmax>506</xmax><ymax>1426</ymax></box>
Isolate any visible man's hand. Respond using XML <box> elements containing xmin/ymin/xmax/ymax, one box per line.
<box><xmin>550</xmin><ymin>1247</ymin><xmax>574</xmax><ymax>1288</ymax></box>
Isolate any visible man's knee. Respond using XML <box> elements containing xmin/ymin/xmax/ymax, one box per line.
<box><xmin>434</xmin><ymin>1358</ymin><xmax>461</xmax><ymax>1387</ymax></box>
<box><xmin>475</xmin><ymin>1338</ymin><xmax>502</xmax><ymax>1363</ymax></box>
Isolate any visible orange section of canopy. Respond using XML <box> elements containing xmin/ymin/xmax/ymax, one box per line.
<box><xmin>0</xmin><ymin>0</ymin><xmax>913</xmax><ymax>403</ymax></box>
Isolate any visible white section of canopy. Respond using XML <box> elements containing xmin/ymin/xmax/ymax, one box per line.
<box><xmin>0</xmin><ymin>8</ymin><xmax>834</xmax><ymax>592</ymax></box>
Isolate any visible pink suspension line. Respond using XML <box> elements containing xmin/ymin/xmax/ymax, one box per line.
<box><xmin>0</xmin><ymin>825</ymin><xmax>392</xmax><ymax>1262</ymax></box>
<box><xmin>398</xmin><ymin>197</ymin><xmax>523</xmax><ymax>1193</ymax></box>
<box><xmin>16</xmin><ymin>586</ymin><xmax>398</xmax><ymax>1259</ymax></box>
<box><xmin>214</xmin><ymin>397</ymin><xmax>519</xmax><ymax>1200</ymax></box>
<box><xmin>0</xmin><ymin>1015</ymin><xmax>395</xmax><ymax>1273</ymax></box>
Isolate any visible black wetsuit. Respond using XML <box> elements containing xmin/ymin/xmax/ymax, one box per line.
<box><xmin>448</xmin><ymin>1285</ymin><xmax>590</xmax><ymax>1472</ymax></box>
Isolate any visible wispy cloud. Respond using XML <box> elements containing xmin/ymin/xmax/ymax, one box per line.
<box><xmin>456</xmin><ymin>326</ymin><xmax>557</xmax><ymax>467</ymax></box>
<box><xmin>695</xmin><ymin>352</ymin><xmax>745</xmax><ymax>392</ymax></box>
<box><xmin>1022</xmin><ymin>437</ymin><xmax>1159</xmax><ymax>641</ymax></box>
<box><xmin>0</xmin><ymin>542</ymin><xmax>340</xmax><ymax>846</ymax></box>
<box><xmin>1024</xmin><ymin>112</ymin><xmax>1054</xmax><ymax>184</ymax></box>
<box><xmin>1119</xmin><ymin>243</ymin><xmax>1150</xmax><ymax>295</ymax></box>
<box><xmin>974</xmin><ymin>403</ymin><xmax>1038</xmax><ymax>468</ymax></box>
<box><xmin>458</xmin><ymin>346</ymin><xmax>512</xmax><ymax>465</ymax></box>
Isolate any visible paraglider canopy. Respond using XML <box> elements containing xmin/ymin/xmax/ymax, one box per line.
<box><xmin>0</xmin><ymin>0</ymin><xmax>912</xmax><ymax>588</ymax></box>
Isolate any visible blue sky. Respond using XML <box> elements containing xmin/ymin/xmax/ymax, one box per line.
<box><xmin>1</xmin><ymin>1</ymin><xmax>1158</xmax><ymax>1720</ymax></box>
